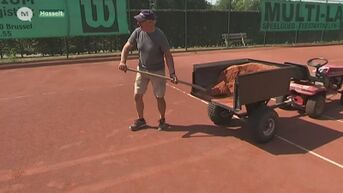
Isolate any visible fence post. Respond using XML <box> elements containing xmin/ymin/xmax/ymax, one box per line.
<box><xmin>64</xmin><ymin>37</ymin><xmax>69</xmax><ymax>59</ymax></box>
<box><xmin>18</xmin><ymin>40</ymin><xmax>24</xmax><ymax>58</ymax></box>
<box><xmin>64</xmin><ymin>0</ymin><xmax>70</xmax><ymax>59</ymax></box>
<box><xmin>149</xmin><ymin>0</ymin><xmax>156</xmax><ymax>10</ymax></box>
<box><xmin>295</xmin><ymin>31</ymin><xmax>299</xmax><ymax>44</ymax></box>
<box><xmin>263</xmin><ymin>31</ymin><xmax>267</xmax><ymax>46</ymax></box>
<box><xmin>0</xmin><ymin>41</ymin><xmax>2</xmax><ymax>59</ymax></box>
<box><xmin>321</xmin><ymin>0</ymin><xmax>328</xmax><ymax>42</ymax></box>
<box><xmin>294</xmin><ymin>0</ymin><xmax>302</xmax><ymax>44</ymax></box>
<box><xmin>320</xmin><ymin>30</ymin><xmax>325</xmax><ymax>42</ymax></box>
<box><xmin>184</xmin><ymin>0</ymin><xmax>188</xmax><ymax>51</ymax></box>
<box><xmin>227</xmin><ymin>0</ymin><xmax>231</xmax><ymax>48</ymax></box>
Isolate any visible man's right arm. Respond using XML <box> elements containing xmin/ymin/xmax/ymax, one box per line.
<box><xmin>118</xmin><ymin>42</ymin><xmax>133</xmax><ymax>72</ymax></box>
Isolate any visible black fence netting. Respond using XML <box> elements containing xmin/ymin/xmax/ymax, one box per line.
<box><xmin>1</xmin><ymin>9</ymin><xmax>343</xmax><ymax>59</ymax></box>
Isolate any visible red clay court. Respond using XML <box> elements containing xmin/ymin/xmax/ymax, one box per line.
<box><xmin>0</xmin><ymin>45</ymin><xmax>342</xmax><ymax>193</ymax></box>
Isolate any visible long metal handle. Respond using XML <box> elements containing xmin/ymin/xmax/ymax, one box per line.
<box><xmin>126</xmin><ymin>68</ymin><xmax>207</xmax><ymax>92</ymax></box>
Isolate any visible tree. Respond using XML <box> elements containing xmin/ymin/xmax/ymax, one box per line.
<box><xmin>215</xmin><ymin>0</ymin><xmax>260</xmax><ymax>11</ymax></box>
<box><xmin>216</xmin><ymin>0</ymin><xmax>231</xmax><ymax>9</ymax></box>
<box><xmin>233</xmin><ymin>0</ymin><xmax>260</xmax><ymax>11</ymax></box>
<box><xmin>129</xmin><ymin>0</ymin><xmax>211</xmax><ymax>10</ymax></box>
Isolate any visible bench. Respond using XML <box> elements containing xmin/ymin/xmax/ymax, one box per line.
<box><xmin>222</xmin><ymin>33</ymin><xmax>249</xmax><ymax>47</ymax></box>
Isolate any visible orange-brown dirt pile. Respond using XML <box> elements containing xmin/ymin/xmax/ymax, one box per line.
<box><xmin>210</xmin><ymin>63</ymin><xmax>277</xmax><ymax>97</ymax></box>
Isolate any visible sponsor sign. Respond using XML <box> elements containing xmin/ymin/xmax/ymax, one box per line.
<box><xmin>0</xmin><ymin>0</ymin><xmax>129</xmax><ymax>39</ymax></box>
<box><xmin>261</xmin><ymin>0</ymin><xmax>343</xmax><ymax>31</ymax></box>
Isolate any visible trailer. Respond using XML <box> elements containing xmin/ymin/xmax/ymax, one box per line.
<box><xmin>190</xmin><ymin>58</ymin><xmax>307</xmax><ymax>143</ymax></box>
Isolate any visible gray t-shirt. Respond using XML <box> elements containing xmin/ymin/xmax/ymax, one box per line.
<box><xmin>128</xmin><ymin>27</ymin><xmax>170</xmax><ymax>71</ymax></box>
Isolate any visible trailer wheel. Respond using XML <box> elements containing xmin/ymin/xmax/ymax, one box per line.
<box><xmin>305</xmin><ymin>95</ymin><xmax>325</xmax><ymax>118</ymax></box>
<box><xmin>208</xmin><ymin>102</ymin><xmax>233</xmax><ymax>125</ymax></box>
<box><xmin>246</xmin><ymin>101</ymin><xmax>266</xmax><ymax>115</ymax></box>
<box><xmin>249</xmin><ymin>106</ymin><xmax>278</xmax><ymax>143</ymax></box>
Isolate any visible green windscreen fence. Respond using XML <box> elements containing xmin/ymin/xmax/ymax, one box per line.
<box><xmin>0</xmin><ymin>0</ymin><xmax>129</xmax><ymax>39</ymax></box>
<box><xmin>261</xmin><ymin>0</ymin><xmax>343</xmax><ymax>31</ymax></box>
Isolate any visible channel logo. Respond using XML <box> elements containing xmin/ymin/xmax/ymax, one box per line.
<box><xmin>79</xmin><ymin>0</ymin><xmax>118</xmax><ymax>33</ymax></box>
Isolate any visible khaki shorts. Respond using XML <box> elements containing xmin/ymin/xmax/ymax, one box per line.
<box><xmin>134</xmin><ymin>68</ymin><xmax>166</xmax><ymax>98</ymax></box>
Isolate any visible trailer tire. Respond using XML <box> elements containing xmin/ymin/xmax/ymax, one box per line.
<box><xmin>208</xmin><ymin>102</ymin><xmax>233</xmax><ymax>125</ymax></box>
<box><xmin>305</xmin><ymin>95</ymin><xmax>325</xmax><ymax>118</ymax></box>
<box><xmin>249</xmin><ymin>106</ymin><xmax>278</xmax><ymax>143</ymax></box>
<box><xmin>246</xmin><ymin>101</ymin><xmax>265</xmax><ymax>115</ymax></box>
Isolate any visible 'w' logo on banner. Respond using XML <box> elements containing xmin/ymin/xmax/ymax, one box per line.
<box><xmin>80</xmin><ymin>0</ymin><xmax>118</xmax><ymax>33</ymax></box>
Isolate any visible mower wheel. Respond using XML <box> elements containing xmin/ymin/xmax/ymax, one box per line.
<box><xmin>208</xmin><ymin>102</ymin><xmax>233</xmax><ymax>125</ymax></box>
<box><xmin>248</xmin><ymin>106</ymin><xmax>278</xmax><ymax>143</ymax></box>
<box><xmin>305</xmin><ymin>95</ymin><xmax>325</xmax><ymax>118</ymax></box>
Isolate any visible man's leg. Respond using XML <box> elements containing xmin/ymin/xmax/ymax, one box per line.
<box><xmin>135</xmin><ymin>94</ymin><xmax>144</xmax><ymax>119</ymax></box>
<box><xmin>150</xmin><ymin>69</ymin><xmax>167</xmax><ymax>117</ymax></box>
<box><xmin>130</xmin><ymin>72</ymin><xmax>149</xmax><ymax>131</ymax></box>
<box><xmin>130</xmin><ymin>93</ymin><xmax>146</xmax><ymax>131</ymax></box>
<box><xmin>150</xmin><ymin>69</ymin><xmax>168</xmax><ymax>130</ymax></box>
<box><xmin>156</xmin><ymin>97</ymin><xmax>168</xmax><ymax>130</ymax></box>
<box><xmin>156</xmin><ymin>97</ymin><xmax>166</xmax><ymax>119</ymax></box>
<box><xmin>134</xmin><ymin>71</ymin><xmax>149</xmax><ymax>119</ymax></box>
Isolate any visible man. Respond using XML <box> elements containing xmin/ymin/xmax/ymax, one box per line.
<box><xmin>118</xmin><ymin>10</ymin><xmax>178</xmax><ymax>131</ymax></box>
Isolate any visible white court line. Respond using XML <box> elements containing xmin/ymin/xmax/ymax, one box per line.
<box><xmin>167</xmin><ymin>84</ymin><xmax>343</xmax><ymax>169</ymax></box>
<box><xmin>0</xmin><ymin>95</ymin><xmax>33</xmax><ymax>101</ymax></box>
<box><xmin>322</xmin><ymin>115</ymin><xmax>343</xmax><ymax>125</ymax></box>
<box><xmin>167</xmin><ymin>84</ymin><xmax>207</xmax><ymax>105</ymax></box>
<box><xmin>270</xmin><ymin>98</ymin><xmax>343</xmax><ymax>127</ymax></box>
<box><xmin>277</xmin><ymin>136</ymin><xmax>343</xmax><ymax>169</ymax></box>
<box><xmin>0</xmin><ymin>84</ymin><xmax>124</xmax><ymax>102</ymax></box>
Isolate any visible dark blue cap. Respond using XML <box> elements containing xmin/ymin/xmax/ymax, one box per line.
<box><xmin>134</xmin><ymin>10</ymin><xmax>156</xmax><ymax>22</ymax></box>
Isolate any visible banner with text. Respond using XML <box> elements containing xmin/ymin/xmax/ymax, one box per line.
<box><xmin>0</xmin><ymin>0</ymin><xmax>129</xmax><ymax>39</ymax></box>
<box><xmin>260</xmin><ymin>0</ymin><xmax>343</xmax><ymax>31</ymax></box>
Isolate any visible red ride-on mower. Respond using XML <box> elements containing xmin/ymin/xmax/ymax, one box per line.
<box><xmin>278</xmin><ymin>57</ymin><xmax>343</xmax><ymax>118</ymax></box>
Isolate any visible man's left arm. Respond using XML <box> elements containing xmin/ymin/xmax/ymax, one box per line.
<box><xmin>164</xmin><ymin>50</ymin><xmax>178</xmax><ymax>84</ymax></box>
